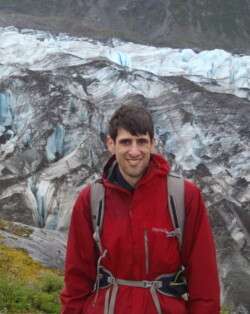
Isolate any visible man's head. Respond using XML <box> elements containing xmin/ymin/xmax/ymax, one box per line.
<box><xmin>108</xmin><ymin>104</ymin><xmax>154</xmax><ymax>142</ymax></box>
<box><xmin>107</xmin><ymin>104</ymin><xmax>155</xmax><ymax>186</ymax></box>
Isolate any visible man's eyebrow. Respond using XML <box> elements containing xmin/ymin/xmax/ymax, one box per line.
<box><xmin>118</xmin><ymin>138</ymin><xmax>132</xmax><ymax>143</ymax></box>
<box><xmin>137</xmin><ymin>138</ymin><xmax>150</xmax><ymax>141</ymax></box>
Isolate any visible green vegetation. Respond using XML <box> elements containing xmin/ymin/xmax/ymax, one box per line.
<box><xmin>0</xmin><ymin>242</ymin><xmax>63</xmax><ymax>314</ymax></box>
<box><xmin>0</xmin><ymin>219</ymin><xmax>33</xmax><ymax>238</ymax></box>
<box><xmin>221</xmin><ymin>307</ymin><xmax>231</xmax><ymax>314</ymax></box>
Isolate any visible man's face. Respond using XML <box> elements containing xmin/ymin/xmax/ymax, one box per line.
<box><xmin>107</xmin><ymin>128</ymin><xmax>155</xmax><ymax>186</ymax></box>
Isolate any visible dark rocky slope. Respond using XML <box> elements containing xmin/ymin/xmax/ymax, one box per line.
<box><xmin>0</xmin><ymin>0</ymin><xmax>250</xmax><ymax>52</ymax></box>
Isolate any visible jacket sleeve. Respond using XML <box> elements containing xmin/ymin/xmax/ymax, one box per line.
<box><xmin>182</xmin><ymin>181</ymin><xmax>220</xmax><ymax>314</ymax></box>
<box><xmin>60</xmin><ymin>185</ymin><xmax>98</xmax><ymax>314</ymax></box>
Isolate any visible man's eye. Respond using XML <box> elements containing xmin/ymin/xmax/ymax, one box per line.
<box><xmin>120</xmin><ymin>139</ymin><xmax>131</xmax><ymax>145</ymax></box>
<box><xmin>137</xmin><ymin>139</ymin><xmax>149</xmax><ymax>145</ymax></box>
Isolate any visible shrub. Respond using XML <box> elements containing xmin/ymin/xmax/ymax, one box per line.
<box><xmin>39</xmin><ymin>272</ymin><xmax>64</xmax><ymax>293</ymax></box>
<box><xmin>0</xmin><ymin>275</ymin><xmax>32</xmax><ymax>312</ymax></box>
<box><xmin>0</xmin><ymin>242</ymin><xmax>63</xmax><ymax>314</ymax></box>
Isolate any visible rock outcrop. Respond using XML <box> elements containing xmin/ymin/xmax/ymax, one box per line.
<box><xmin>0</xmin><ymin>219</ymin><xmax>66</xmax><ymax>269</ymax></box>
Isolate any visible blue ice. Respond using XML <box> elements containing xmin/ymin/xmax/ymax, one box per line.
<box><xmin>46</xmin><ymin>124</ymin><xmax>65</xmax><ymax>161</ymax></box>
<box><xmin>36</xmin><ymin>193</ymin><xmax>45</xmax><ymax>227</ymax></box>
<box><xmin>45</xmin><ymin>213</ymin><xmax>58</xmax><ymax>229</ymax></box>
<box><xmin>22</xmin><ymin>128</ymin><xmax>32</xmax><ymax>146</ymax></box>
<box><xmin>35</xmin><ymin>181</ymin><xmax>50</xmax><ymax>227</ymax></box>
<box><xmin>107</xmin><ymin>49</ymin><xmax>130</xmax><ymax>67</ymax></box>
<box><xmin>0</xmin><ymin>92</ymin><xmax>12</xmax><ymax>126</ymax></box>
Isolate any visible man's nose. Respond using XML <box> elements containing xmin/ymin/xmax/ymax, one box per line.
<box><xmin>128</xmin><ymin>142</ymin><xmax>141</xmax><ymax>156</ymax></box>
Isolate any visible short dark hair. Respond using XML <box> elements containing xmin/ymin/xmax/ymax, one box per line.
<box><xmin>109</xmin><ymin>103</ymin><xmax>154</xmax><ymax>141</ymax></box>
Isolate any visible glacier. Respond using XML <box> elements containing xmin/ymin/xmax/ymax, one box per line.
<box><xmin>0</xmin><ymin>26</ymin><xmax>250</xmax><ymax>100</ymax></box>
<box><xmin>0</xmin><ymin>25</ymin><xmax>250</xmax><ymax>313</ymax></box>
<box><xmin>0</xmin><ymin>26</ymin><xmax>249</xmax><ymax>227</ymax></box>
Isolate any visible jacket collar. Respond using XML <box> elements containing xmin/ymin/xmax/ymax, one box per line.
<box><xmin>102</xmin><ymin>153</ymin><xmax>170</xmax><ymax>188</ymax></box>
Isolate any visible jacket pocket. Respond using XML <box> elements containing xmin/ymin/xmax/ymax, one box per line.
<box><xmin>146</xmin><ymin>227</ymin><xmax>181</xmax><ymax>275</ymax></box>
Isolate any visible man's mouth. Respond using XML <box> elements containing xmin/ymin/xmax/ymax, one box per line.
<box><xmin>127</xmin><ymin>159</ymin><xmax>142</xmax><ymax>166</ymax></box>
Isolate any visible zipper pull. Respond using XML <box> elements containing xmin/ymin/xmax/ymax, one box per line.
<box><xmin>144</xmin><ymin>229</ymin><xmax>149</xmax><ymax>275</ymax></box>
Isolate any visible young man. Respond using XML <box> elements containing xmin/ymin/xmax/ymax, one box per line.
<box><xmin>60</xmin><ymin>104</ymin><xmax>220</xmax><ymax>314</ymax></box>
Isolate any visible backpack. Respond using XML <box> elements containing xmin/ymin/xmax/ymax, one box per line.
<box><xmin>90</xmin><ymin>173</ymin><xmax>185</xmax><ymax>253</ymax></box>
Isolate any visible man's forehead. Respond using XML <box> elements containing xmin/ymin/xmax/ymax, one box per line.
<box><xmin>116</xmin><ymin>128</ymin><xmax>151</xmax><ymax>139</ymax></box>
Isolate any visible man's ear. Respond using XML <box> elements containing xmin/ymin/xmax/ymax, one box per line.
<box><xmin>106</xmin><ymin>135</ymin><xmax>115</xmax><ymax>154</ymax></box>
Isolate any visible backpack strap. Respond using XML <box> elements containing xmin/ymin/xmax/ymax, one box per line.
<box><xmin>167</xmin><ymin>173</ymin><xmax>185</xmax><ymax>248</ymax></box>
<box><xmin>90</xmin><ymin>180</ymin><xmax>105</xmax><ymax>253</ymax></box>
<box><xmin>90</xmin><ymin>173</ymin><xmax>185</xmax><ymax>251</ymax></box>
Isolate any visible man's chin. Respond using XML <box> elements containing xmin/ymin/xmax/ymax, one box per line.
<box><xmin>126</xmin><ymin>167</ymin><xmax>145</xmax><ymax>179</ymax></box>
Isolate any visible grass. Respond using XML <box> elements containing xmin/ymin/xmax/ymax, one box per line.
<box><xmin>221</xmin><ymin>308</ymin><xmax>231</xmax><ymax>314</ymax></box>
<box><xmin>0</xmin><ymin>242</ymin><xmax>63</xmax><ymax>314</ymax></box>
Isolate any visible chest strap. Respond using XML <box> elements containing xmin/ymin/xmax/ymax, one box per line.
<box><xmin>94</xmin><ymin>267</ymin><xmax>188</xmax><ymax>314</ymax></box>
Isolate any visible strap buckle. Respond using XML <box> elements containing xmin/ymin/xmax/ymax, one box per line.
<box><xmin>142</xmin><ymin>280</ymin><xmax>153</xmax><ymax>288</ymax></box>
<box><xmin>142</xmin><ymin>280</ymin><xmax>162</xmax><ymax>289</ymax></box>
<box><xmin>107</xmin><ymin>276</ymin><xmax>115</xmax><ymax>284</ymax></box>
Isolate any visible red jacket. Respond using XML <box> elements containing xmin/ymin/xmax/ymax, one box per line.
<box><xmin>60</xmin><ymin>154</ymin><xmax>220</xmax><ymax>314</ymax></box>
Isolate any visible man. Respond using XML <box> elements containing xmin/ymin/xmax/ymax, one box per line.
<box><xmin>60</xmin><ymin>103</ymin><xmax>220</xmax><ymax>314</ymax></box>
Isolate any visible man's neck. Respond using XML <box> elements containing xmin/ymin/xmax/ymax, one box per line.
<box><xmin>111</xmin><ymin>164</ymin><xmax>134</xmax><ymax>191</ymax></box>
<box><xmin>118</xmin><ymin>167</ymin><xmax>141</xmax><ymax>188</ymax></box>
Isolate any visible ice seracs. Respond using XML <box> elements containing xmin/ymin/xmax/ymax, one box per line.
<box><xmin>0</xmin><ymin>27</ymin><xmax>250</xmax><ymax>99</ymax></box>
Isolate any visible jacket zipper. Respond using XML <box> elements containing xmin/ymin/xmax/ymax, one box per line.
<box><xmin>144</xmin><ymin>229</ymin><xmax>149</xmax><ymax>275</ymax></box>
